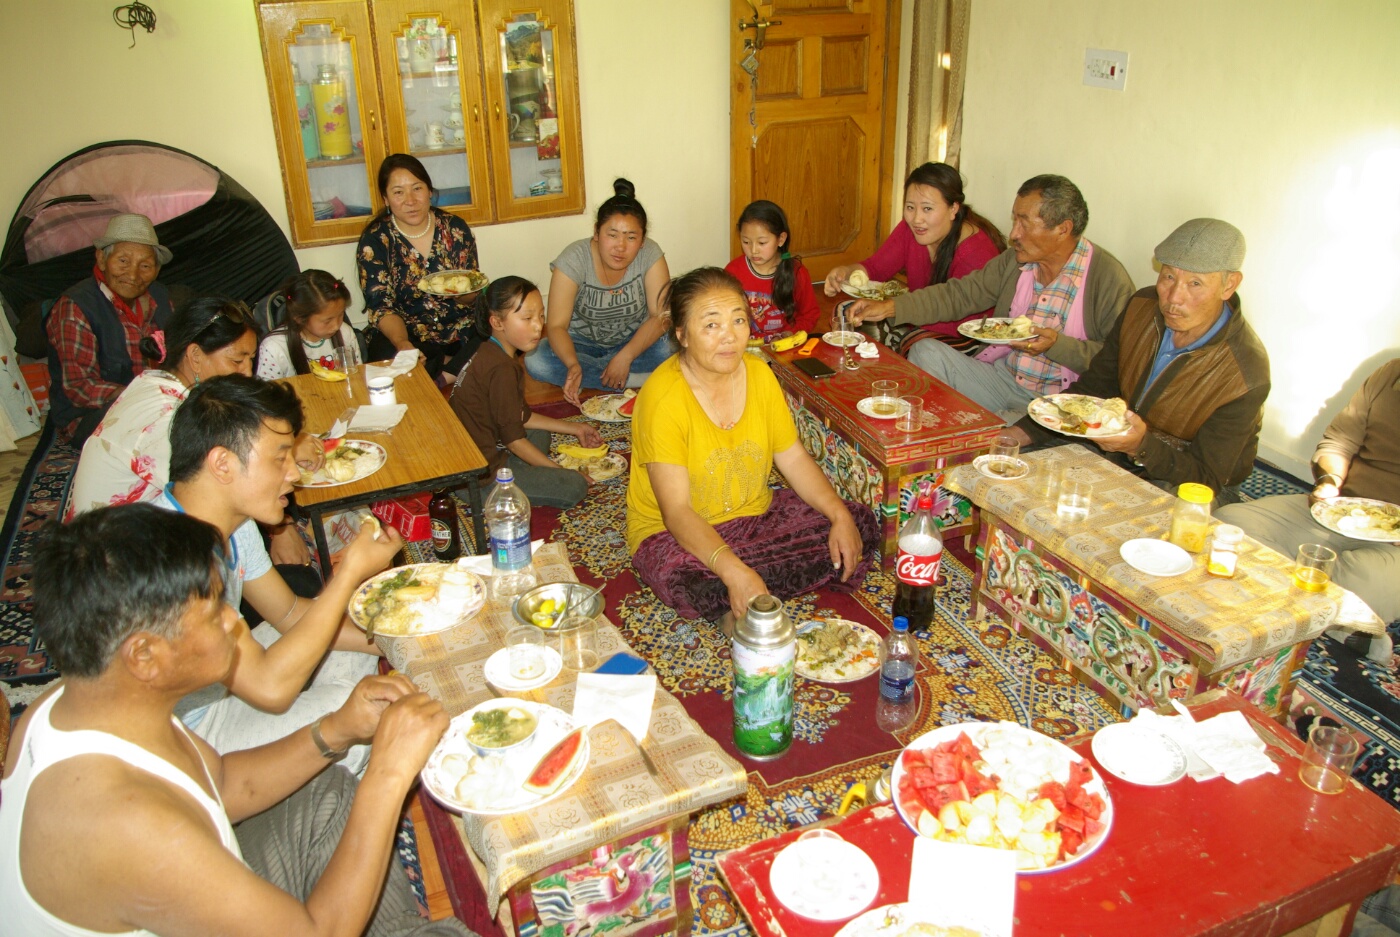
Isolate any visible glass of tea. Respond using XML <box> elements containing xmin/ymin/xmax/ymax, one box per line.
<box><xmin>1292</xmin><ymin>543</ymin><xmax>1336</xmax><ymax>592</ymax></box>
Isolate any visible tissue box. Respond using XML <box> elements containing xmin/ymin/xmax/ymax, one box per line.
<box><xmin>370</xmin><ymin>493</ymin><xmax>432</xmax><ymax>542</ymax></box>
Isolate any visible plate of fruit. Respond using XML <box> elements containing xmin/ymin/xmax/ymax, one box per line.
<box><xmin>892</xmin><ymin>721</ymin><xmax>1112</xmax><ymax>873</ymax></box>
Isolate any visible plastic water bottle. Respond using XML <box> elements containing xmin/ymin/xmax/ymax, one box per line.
<box><xmin>484</xmin><ymin>467</ymin><xmax>536</xmax><ymax>599</ymax></box>
<box><xmin>879</xmin><ymin>615</ymin><xmax>918</xmax><ymax>704</ymax></box>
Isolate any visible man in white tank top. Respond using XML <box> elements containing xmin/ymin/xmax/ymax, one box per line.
<box><xmin>1</xmin><ymin>504</ymin><xmax>472</xmax><ymax>936</ymax></box>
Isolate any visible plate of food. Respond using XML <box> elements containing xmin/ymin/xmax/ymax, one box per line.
<box><xmin>421</xmin><ymin>700</ymin><xmax>590</xmax><ymax>816</ymax></box>
<box><xmin>840</xmin><ymin>271</ymin><xmax>908</xmax><ymax>302</ymax></box>
<box><xmin>795</xmin><ymin>619</ymin><xmax>881</xmax><ymax>683</ymax></box>
<box><xmin>554</xmin><ymin>443</ymin><xmax>628</xmax><ymax>482</ymax></box>
<box><xmin>892</xmin><ymin>721</ymin><xmax>1112</xmax><ymax>873</ymax></box>
<box><xmin>1027</xmin><ymin>394</ymin><xmax>1129</xmax><ymax>438</ymax></box>
<box><xmin>348</xmin><ymin>560</ymin><xmax>486</xmax><ymax>636</ymax></box>
<box><xmin>417</xmin><ymin>269</ymin><xmax>488</xmax><ymax>296</ymax></box>
<box><xmin>580</xmin><ymin>390</ymin><xmax>636</xmax><ymax>423</ymax></box>
<box><xmin>295</xmin><ymin>439</ymin><xmax>386</xmax><ymax>487</ymax></box>
<box><xmin>822</xmin><ymin>330</ymin><xmax>864</xmax><ymax>348</ymax></box>
<box><xmin>1311</xmin><ymin>497</ymin><xmax>1400</xmax><ymax>543</ymax></box>
<box><xmin>957</xmin><ymin>316</ymin><xmax>1034</xmax><ymax>345</ymax></box>
<box><xmin>836</xmin><ymin>905</ymin><xmax>987</xmax><ymax>937</ymax></box>
<box><xmin>769</xmin><ymin>830</ymin><xmax>879</xmax><ymax>921</ymax></box>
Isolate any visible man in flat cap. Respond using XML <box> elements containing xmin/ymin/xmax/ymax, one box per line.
<box><xmin>1012</xmin><ymin>218</ymin><xmax>1270</xmax><ymax>502</ymax></box>
<box><xmin>45</xmin><ymin>213</ymin><xmax>175</xmax><ymax>446</ymax></box>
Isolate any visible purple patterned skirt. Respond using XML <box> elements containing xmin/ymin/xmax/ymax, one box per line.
<box><xmin>631</xmin><ymin>488</ymin><xmax>880</xmax><ymax>621</ymax></box>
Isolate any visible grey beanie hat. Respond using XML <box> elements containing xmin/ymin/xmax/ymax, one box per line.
<box><xmin>1154</xmin><ymin>218</ymin><xmax>1245</xmax><ymax>273</ymax></box>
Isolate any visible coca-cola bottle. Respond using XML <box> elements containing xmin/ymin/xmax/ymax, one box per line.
<box><xmin>892</xmin><ymin>494</ymin><xmax>942</xmax><ymax>630</ymax></box>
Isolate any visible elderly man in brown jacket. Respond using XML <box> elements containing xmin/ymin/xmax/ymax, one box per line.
<box><xmin>1015</xmin><ymin>218</ymin><xmax>1270</xmax><ymax>503</ymax></box>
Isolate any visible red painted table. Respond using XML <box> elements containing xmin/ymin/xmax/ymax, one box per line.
<box><xmin>764</xmin><ymin>343</ymin><xmax>1002</xmax><ymax>568</ymax></box>
<box><xmin>717</xmin><ymin>690</ymin><xmax>1400</xmax><ymax>937</ymax></box>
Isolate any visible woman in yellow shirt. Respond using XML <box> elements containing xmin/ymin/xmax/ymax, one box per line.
<box><xmin>627</xmin><ymin>267</ymin><xmax>878</xmax><ymax>622</ymax></box>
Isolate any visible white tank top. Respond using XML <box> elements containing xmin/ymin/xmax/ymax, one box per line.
<box><xmin>0</xmin><ymin>687</ymin><xmax>244</xmax><ymax>936</ymax></box>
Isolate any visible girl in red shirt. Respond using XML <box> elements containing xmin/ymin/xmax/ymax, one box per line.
<box><xmin>724</xmin><ymin>200</ymin><xmax>820</xmax><ymax>339</ymax></box>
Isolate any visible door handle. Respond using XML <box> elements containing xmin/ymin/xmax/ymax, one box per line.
<box><xmin>368</xmin><ymin>108</ymin><xmax>377</xmax><ymax>131</ymax></box>
<box><xmin>473</xmin><ymin>104</ymin><xmax>480</xmax><ymax>122</ymax></box>
<box><xmin>738</xmin><ymin>0</ymin><xmax>781</xmax><ymax>51</ymax></box>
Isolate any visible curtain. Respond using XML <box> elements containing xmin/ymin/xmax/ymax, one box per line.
<box><xmin>906</xmin><ymin>0</ymin><xmax>971</xmax><ymax>170</ymax></box>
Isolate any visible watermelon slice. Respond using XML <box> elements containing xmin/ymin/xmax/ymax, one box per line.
<box><xmin>617</xmin><ymin>395</ymin><xmax>636</xmax><ymax>417</ymax></box>
<box><xmin>523</xmin><ymin>727</ymin><xmax>586</xmax><ymax>796</ymax></box>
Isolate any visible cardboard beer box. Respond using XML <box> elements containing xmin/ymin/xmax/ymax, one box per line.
<box><xmin>370</xmin><ymin>493</ymin><xmax>433</xmax><ymax>542</ymax></box>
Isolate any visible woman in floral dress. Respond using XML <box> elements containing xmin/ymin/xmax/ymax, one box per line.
<box><xmin>357</xmin><ymin>153</ymin><xmax>481</xmax><ymax>380</ymax></box>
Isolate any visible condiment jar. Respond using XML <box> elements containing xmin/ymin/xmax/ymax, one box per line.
<box><xmin>1207</xmin><ymin>524</ymin><xmax>1244</xmax><ymax>578</ymax></box>
<box><xmin>1168</xmin><ymin>483</ymin><xmax>1213</xmax><ymax>553</ymax></box>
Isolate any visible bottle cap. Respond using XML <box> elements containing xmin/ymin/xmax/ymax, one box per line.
<box><xmin>496</xmin><ymin>467</ymin><xmax>514</xmax><ymax>483</ymax></box>
<box><xmin>1176</xmin><ymin>482</ymin><xmax>1213</xmax><ymax>504</ymax></box>
<box><xmin>916</xmin><ymin>495</ymin><xmax>934</xmax><ymax>511</ymax></box>
<box><xmin>1212</xmin><ymin>524</ymin><xmax>1244</xmax><ymax>544</ymax></box>
<box><xmin>892</xmin><ymin>616</ymin><xmax>909</xmax><ymax>632</ymax></box>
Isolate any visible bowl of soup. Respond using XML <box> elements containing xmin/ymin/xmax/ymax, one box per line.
<box><xmin>464</xmin><ymin>702</ymin><xmax>539</xmax><ymax>757</ymax></box>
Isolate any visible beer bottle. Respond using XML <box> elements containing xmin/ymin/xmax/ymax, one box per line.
<box><xmin>428</xmin><ymin>489</ymin><xmax>462</xmax><ymax>561</ymax></box>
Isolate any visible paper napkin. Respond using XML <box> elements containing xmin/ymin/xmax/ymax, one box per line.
<box><xmin>449</xmin><ymin>541</ymin><xmax>545</xmax><ymax>577</ymax></box>
<box><xmin>348</xmin><ymin>404</ymin><xmax>407</xmax><ymax>433</ymax></box>
<box><xmin>1132</xmin><ymin>708</ymin><xmax>1278</xmax><ymax>783</ymax></box>
<box><xmin>907</xmin><ymin>838</ymin><xmax>1016</xmax><ymax>937</ymax></box>
<box><xmin>855</xmin><ymin>340</ymin><xmax>881</xmax><ymax>359</ymax></box>
<box><xmin>572</xmin><ymin>672</ymin><xmax>657</xmax><ymax>743</ymax></box>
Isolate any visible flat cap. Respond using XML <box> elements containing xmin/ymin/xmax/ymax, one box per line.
<box><xmin>1154</xmin><ymin>218</ymin><xmax>1245</xmax><ymax>273</ymax></box>
<box><xmin>94</xmin><ymin>213</ymin><xmax>172</xmax><ymax>266</ymax></box>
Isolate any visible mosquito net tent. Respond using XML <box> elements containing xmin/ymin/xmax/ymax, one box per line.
<box><xmin>0</xmin><ymin>140</ymin><xmax>299</xmax><ymax>335</ymax></box>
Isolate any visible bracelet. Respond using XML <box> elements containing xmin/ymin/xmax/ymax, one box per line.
<box><xmin>1315</xmin><ymin>473</ymin><xmax>1342</xmax><ymax>487</ymax></box>
<box><xmin>309</xmin><ymin>718</ymin><xmax>345</xmax><ymax>759</ymax></box>
<box><xmin>707</xmin><ymin>544</ymin><xmax>732</xmax><ymax>570</ymax></box>
<box><xmin>272</xmin><ymin>596</ymin><xmax>301</xmax><ymax>629</ymax></box>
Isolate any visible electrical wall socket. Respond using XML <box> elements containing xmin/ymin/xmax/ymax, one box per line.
<box><xmin>1083</xmin><ymin>48</ymin><xmax>1128</xmax><ymax>91</ymax></box>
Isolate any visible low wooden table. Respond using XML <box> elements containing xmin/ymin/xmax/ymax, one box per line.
<box><xmin>944</xmin><ymin>445</ymin><xmax>1365</xmax><ymax>718</ymax></box>
<box><xmin>378</xmin><ymin>543</ymin><xmax>748</xmax><ymax>937</ymax></box>
<box><xmin>764</xmin><ymin>342</ymin><xmax>1002</xmax><ymax>568</ymax></box>
<box><xmin>284</xmin><ymin>364</ymin><xmax>488</xmax><ymax>569</ymax></box>
<box><xmin>718</xmin><ymin>690</ymin><xmax>1400</xmax><ymax>937</ymax></box>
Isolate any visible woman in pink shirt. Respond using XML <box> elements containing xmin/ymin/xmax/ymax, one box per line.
<box><xmin>825</xmin><ymin>162</ymin><xmax>1005</xmax><ymax>354</ymax></box>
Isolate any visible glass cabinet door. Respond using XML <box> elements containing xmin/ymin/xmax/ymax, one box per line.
<box><xmin>372</xmin><ymin>3</ymin><xmax>494</xmax><ymax>225</ymax></box>
<box><xmin>480</xmin><ymin>1</ymin><xmax>585</xmax><ymax>221</ymax></box>
<box><xmin>258</xmin><ymin>1</ymin><xmax>388</xmax><ymax>248</ymax></box>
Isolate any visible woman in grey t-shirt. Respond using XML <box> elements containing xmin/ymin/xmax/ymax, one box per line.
<box><xmin>524</xmin><ymin>178</ymin><xmax>673</xmax><ymax>405</ymax></box>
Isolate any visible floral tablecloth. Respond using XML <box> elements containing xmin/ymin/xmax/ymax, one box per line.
<box><xmin>945</xmin><ymin>444</ymin><xmax>1377</xmax><ymax>670</ymax></box>
<box><xmin>377</xmin><ymin>542</ymin><xmax>747</xmax><ymax>914</ymax></box>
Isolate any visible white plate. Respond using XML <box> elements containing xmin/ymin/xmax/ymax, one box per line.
<box><xmin>769</xmin><ymin>831</ymin><xmax>879</xmax><ymax>921</ymax></box>
<box><xmin>417</xmin><ymin>268</ymin><xmax>488</xmax><ymax>297</ymax></box>
<box><xmin>857</xmin><ymin>397</ymin><xmax>910</xmax><ymax>420</ymax></box>
<box><xmin>1119</xmin><ymin>539</ymin><xmax>1193</xmax><ymax>577</ymax></box>
<box><xmin>348</xmin><ymin>562</ymin><xmax>486</xmax><ymax>636</ymax></box>
<box><xmin>795</xmin><ymin>619</ymin><xmax>881</xmax><ymax>683</ymax></box>
<box><xmin>822</xmin><ymin>330</ymin><xmax>864</xmax><ymax>348</ymax></box>
<box><xmin>973</xmin><ymin>455</ymin><xmax>1029</xmax><ymax>480</ymax></box>
<box><xmin>891</xmin><ymin>721</ymin><xmax>1113</xmax><ymax>874</ymax></box>
<box><xmin>1310</xmin><ymin>496</ymin><xmax>1400</xmax><ymax>543</ymax></box>
<box><xmin>421</xmin><ymin>700</ymin><xmax>589</xmax><ymax>816</ymax></box>
<box><xmin>1026</xmin><ymin>394</ymin><xmax>1125</xmax><ymax>439</ymax></box>
<box><xmin>553</xmin><ymin>451</ymin><xmax>627</xmax><ymax>482</ymax></box>
<box><xmin>484</xmin><ymin>645</ymin><xmax>564</xmax><ymax>691</ymax></box>
<box><xmin>295</xmin><ymin>439</ymin><xmax>387</xmax><ymax>488</ymax></box>
<box><xmin>840</xmin><ymin>280</ymin><xmax>908</xmax><ymax>302</ymax></box>
<box><xmin>957</xmin><ymin>317</ymin><xmax>1032</xmax><ymax>345</ymax></box>
<box><xmin>1091</xmin><ymin>722</ymin><xmax>1187</xmax><ymax>787</ymax></box>
<box><xmin>580</xmin><ymin>393</ymin><xmax>633</xmax><ymax>423</ymax></box>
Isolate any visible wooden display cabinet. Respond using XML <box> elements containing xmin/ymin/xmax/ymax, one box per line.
<box><xmin>256</xmin><ymin>0</ymin><xmax>585</xmax><ymax>248</ymax></box>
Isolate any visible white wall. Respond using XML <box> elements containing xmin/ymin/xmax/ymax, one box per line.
<box><xmin>0</xmin><ymin>0</ymin><xmax>731</xmax><ymax>323</ymax></box>
<box><xmin>957</xmin><ymin>0</ymin><xmax>1400</xmax><ymax>478</ymax></box>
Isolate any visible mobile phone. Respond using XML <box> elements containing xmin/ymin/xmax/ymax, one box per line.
<box><xmin>793</xmin><ymin>358</ymin><xmax>837</xmax><ymax>380</ymax></box>
<box><xmin>595</xmin><ymin>652</ymin><xmax>651</xmax><ymax>676</ymax></box>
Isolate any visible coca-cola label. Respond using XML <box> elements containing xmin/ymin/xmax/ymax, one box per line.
<box><xmin>896</xmin><ymin>549</ymin><xmax>942</xmax><ymax>586</ymax></box>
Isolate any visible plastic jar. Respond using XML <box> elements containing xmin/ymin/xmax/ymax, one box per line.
<box><xmin>1207</xmin><ymin>524</ymin><xmax>1244</xmax><ymax>578</ymax></box>
<box><xmin>1168</xmin><ymin>483</ymin><xmax>1214</xmax><ymax>553</ymax></box>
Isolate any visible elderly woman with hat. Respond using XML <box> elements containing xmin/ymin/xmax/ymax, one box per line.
<box><xmin>45</xmin><ymin>213</ymin><xmax>175</xmax><ymax>446</ymax></box>
<box><xmin>1012</xmin><ymin>218</ymin><xmax>1268</xmax><ymax>503</ymax></box>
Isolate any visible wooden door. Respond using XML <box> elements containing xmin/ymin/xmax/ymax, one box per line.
<box><xmin>370</xmin><ymin>2</ymin><xmax>496</xmax><ymax>226</ymax></box>
<box><xmin>256</xmin><ymin>0</ymin><xmax>391</xmax><ymax>248</ymax></box>
<box><xmin>729</xmin><ymin>0</ymin><xmax>902</xmax><ymax>280</ymax></box>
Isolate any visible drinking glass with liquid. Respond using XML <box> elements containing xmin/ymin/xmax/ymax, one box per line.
<box><xmin>1293</xmin><ymin>543</ymin><xmax>1336</xmax><ymax>592</ymax></box>
<box><xmin>1057</xmin><ymin>477</ymin><xmax>1091</xmax><ymax>522</ymax></box>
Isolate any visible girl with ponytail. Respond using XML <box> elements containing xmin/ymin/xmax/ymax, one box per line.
<box><xmin>255</xmin><ymin>270</ymin><xmax>359</xmax><ymax>379</ymax></box>
<box><xmin>724</xmin><ymin>200</ymin><xmax>820</xmax><ymax>338</ymax></box>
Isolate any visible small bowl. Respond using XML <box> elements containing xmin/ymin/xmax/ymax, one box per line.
<box><xmin>463</xmin><ymin>701</ymin><xmax>539</xmax><ymax>757</ymax></box>
<box><xmin>512</xmin><ymin>582</ymin><xmax>603</xmax><ymax>631</ymax></box>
